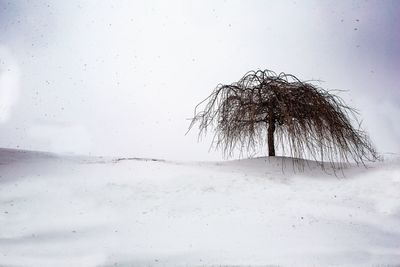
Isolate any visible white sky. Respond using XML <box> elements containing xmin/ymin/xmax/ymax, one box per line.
<box><xmin>0</xmin><ymin>0</ymin><xmax>399</xmax><ymax>160</ymax></box>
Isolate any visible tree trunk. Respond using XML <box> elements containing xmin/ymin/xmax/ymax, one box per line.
<box><xmin>268</xmin><ymin>122</ymin><xmax>275</xmax><ymax>156</ymax></box>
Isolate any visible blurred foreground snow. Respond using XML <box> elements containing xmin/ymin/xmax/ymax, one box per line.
<box><xmin>0</xmin><ymin>148</ymin><xmax>399</xmax><ymax>266</ymax></box>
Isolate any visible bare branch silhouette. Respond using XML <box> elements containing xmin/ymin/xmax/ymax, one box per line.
<box><xmin>188</xmin><ymin>69</ymin><xmax>378</xmax><ymax>169</ymax></box>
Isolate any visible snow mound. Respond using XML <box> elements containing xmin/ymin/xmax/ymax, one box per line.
<box><xmin>0</xmin><ymin>148</ymin><xmax>399</xmax><ymax>266</ymax></box>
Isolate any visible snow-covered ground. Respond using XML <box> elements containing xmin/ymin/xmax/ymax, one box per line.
<box><xmin>0</xmin><ymin>148</ymin><xmax>399</xmax><ymax>267</ymax></box>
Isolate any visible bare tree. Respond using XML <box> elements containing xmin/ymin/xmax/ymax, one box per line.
<box><xmin>188</xmin><ymin>69</ymin><xmax>377</xmax><ymax>169</ymax></box>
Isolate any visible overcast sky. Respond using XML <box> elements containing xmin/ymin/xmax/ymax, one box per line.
<box><xmin>0</xmin><ymin>0</ymin><xmax>399</xmax><ymax>160</ymax></box>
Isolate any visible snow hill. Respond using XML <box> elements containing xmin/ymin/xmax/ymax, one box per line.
<box><xmin>0</xmin><ymin>148</ymin><xmax>399</xmax><ymax>267</ymax></box>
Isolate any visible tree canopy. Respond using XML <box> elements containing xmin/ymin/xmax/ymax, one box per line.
<box><xmin>188</xmin><ymin>69</ymin><xmax>377</xmax><ymax>169</ymax></box>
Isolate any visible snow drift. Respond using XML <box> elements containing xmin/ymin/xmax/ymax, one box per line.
<box><xmin>0</xmin><ymin>148</ymin><xmax>399</xmax><ymax>266</ymax></box>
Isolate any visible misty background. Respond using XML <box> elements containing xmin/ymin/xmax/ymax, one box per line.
<box><xmin>0</xmin><ymin>0</ymin><xmax>399</xmax><ymax>160</ymax></box>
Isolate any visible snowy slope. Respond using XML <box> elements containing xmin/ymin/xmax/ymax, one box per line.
<box><xmin>0</xmin><ymin>148</ymin><xmax>399</xmax><ymax>266</ymax></box>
